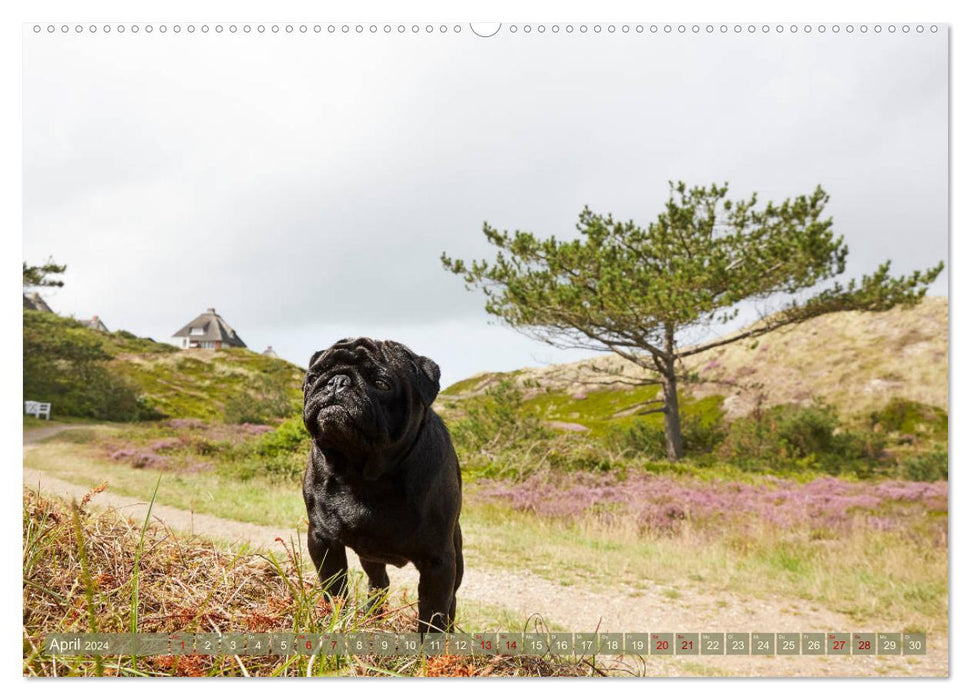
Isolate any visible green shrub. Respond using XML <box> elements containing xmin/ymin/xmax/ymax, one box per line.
<box><xmin>257</xmin><ymin>415</ymin><xmax>311</xmax><ymax>458</ymax></box>
<box><xmin>607</xmin><ymin>421</ymin><xmax>667</xmax><ymax>459</ymax></box>
<box><xmin>717</xmin><ymin>413</ymin><xmax>773</xmax><ymax>466</ymax></box>
<box><xmin>683</xmin><ymin>414</ymin><xmax>728</xmax><ymax>455</ymax></box>
<box><xmin>216</xmin><ymin>456</ymin><xmax>261</xmax><ymax>482</ymax></box>
<box><xmin>870</xmin><ymin>398</ymin><xmax>948</xmax><ymax>440</ymax></box>
<box><xmin>607</xmin><ymin>414</ymin><xmax>726</xmax><ymax>460</ymax></box>
<box><xmin>717</xmin><ymin>402</ymin><xmax>838</xmax><ymax>463</ymax></box>
<box><xmin>898</xmin><ymin>446</ymin><xmax>948</xmax><ymax>482</ymax></box>
<box><xmin>449</xmin><ymin>387</ymin><xmax>945</xmax><ymax>480</ymax></box>
<box><xmin>451</xmin><ymin>379</ymin><xmax>550</xmax><ymax>453</ymax></box>
<box><xmin>223</xmin><ymin>373</ymin><xmax>297</xmax><ymax>424</ymax></box>
<box><xmin>216</xmin><ymin>442</ymin><xmax>307</xmax><ymax>483</ymax></box>
<box><xmin>717</xmin><ymin>402</ymin><xmax>888</xmax><ymax>474</ymax></box>
<box><xmin>104</xmin><ymin>328</ymin><xmax>180</xmax><ymax>355</ymax></box>
<box><xmin>775</xmin><ymin>403</ymin><xmax>840</xmax><ymax>458</ymax></box>
<box><xmin>831</xmin><ymin>429</ymin><xmax>888</xmax><ymax>461</ymax></box>
<box><xmin>25</xmin><ymin>355</ymin><xmax>159</xmax><ymax>421</ymax></box>
<box><xmin>543</xmin><ymin>435</ymin><xmax>617</xmax><ymax>473</ymax></box>
<box><xmin>223</xmin><ymin>394</ymin><xmax>265</xmax><ymax>424</ymax></box>
<box><xmin>212</xmin><ymin>415</ymin><xmax>311</xmax><ymax>483</ymax></box>
<box><xmin>262</xmin><ymin>453</ymin><xmax>307</xmax><ymax>481</ymax></box>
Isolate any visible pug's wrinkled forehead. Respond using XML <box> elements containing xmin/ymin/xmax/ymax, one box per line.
<box><xmin>307</xmin><ymin>337</ymin><xmax>441</xmax><ymax>405</ymax></box>
<box><xmin>309</xmin><ymin>337</ymin><xmax>404</xmax><ymax>373</ymax></box>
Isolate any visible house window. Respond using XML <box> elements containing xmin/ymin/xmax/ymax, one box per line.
<box><xmin>190</xmin><ymin>327</ymin><xmax>204</xmax><ymax>335</ymax></box>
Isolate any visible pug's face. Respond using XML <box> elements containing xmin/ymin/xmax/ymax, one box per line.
<box><xmin>302</xmin><ymin>337</ymin><xmax>441</xmax><ymax>479</ymax></box>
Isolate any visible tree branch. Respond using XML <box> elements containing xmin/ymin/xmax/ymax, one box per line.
<box><xmin>635</xmin><ymin>406</ymin><xmax>667</xmax><ymax>416</ymax></box>
<box><xmin>580</xmin><ymin>377</ymin><xmax>664</xmax><ymax>388</ymax></box>
<box><xmin>618</xmin><ymin>397</ymin><xmax>665</xmax><ymax>413</ymax></box>
<box><xmin>676</xmin><ymin>314</ymin><xmax>798</xmax><ymax>358</ymax></box>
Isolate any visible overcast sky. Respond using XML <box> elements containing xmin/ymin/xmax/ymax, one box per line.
<box><xmin>22</xmin><ymin>26</ymin><xmax>948</xmax><ymax>387</ymax></box>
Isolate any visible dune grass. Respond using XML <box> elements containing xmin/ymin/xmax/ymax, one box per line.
<box><xmin>23</xmin><ymin>489</ymin><xmax>600</xmax><ymax>677</ymax></box>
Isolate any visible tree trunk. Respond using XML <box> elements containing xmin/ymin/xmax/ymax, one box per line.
<box><xmin>655</xmin><ymin>324</ymin><xmax>685</xmax><ymax>461</ymax></box>
<box><xmin>659</xmin><ymin>361</ymin><xmax>685</xmax><ymax>460</ymax></box>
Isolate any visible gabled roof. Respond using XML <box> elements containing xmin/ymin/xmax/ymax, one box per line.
<box><xmin>23</xmin><ymin>292</ymin><xmax>53</xmax><ymax>313</ymax></box>
<box><xmin>80</xmin><ymin>316</ymin><xmax>109</xmax><ymax>332</ymax></box>
<box><xmin>171</xmin><ymin>308</ymin><xmax>246</xmax><ymax>347</ymax></box>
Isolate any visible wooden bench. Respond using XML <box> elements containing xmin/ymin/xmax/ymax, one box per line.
<box><xmin>25</xmin><ymin>401</ymin><xmax>51</xmax><ymax>419</ymax></box>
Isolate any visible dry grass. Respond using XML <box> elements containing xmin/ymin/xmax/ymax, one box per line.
<box><xmin>689</xmin><ymin>297</ymin><xmax>948</xmax><ymax>418</ymax></box>
<box><xmin>22</xmin><ymin>488</ymin><xmax>606</xmax><ymax>677</ymax></box>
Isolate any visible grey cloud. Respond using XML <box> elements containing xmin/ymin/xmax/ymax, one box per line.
<box><xmin>23</xmin><ymin>30</ymin><xmax>948</xmax><ymax>376</ymax></box>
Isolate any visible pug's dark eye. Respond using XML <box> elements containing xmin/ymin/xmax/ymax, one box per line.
<box><xmin>374</xmin><ymin>379</ymin><xmax>391</xmax><ymax>391</ymax></box>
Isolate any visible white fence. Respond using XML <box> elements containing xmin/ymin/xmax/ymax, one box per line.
<box><xmin>25</xmin><ymin>401</ymin><xmax>51</xmax><ymax>419</ymax></box>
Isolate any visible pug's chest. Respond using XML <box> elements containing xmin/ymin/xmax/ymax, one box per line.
<box><xmin>310</xmin><ymin>483</ymin><xmax>420</xmax><ymax>560</ymax></box>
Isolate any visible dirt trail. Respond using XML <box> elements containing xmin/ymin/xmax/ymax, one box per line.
<box><xmin>23</xmin><ymin>426</ymin><xmax>947</xmax><ymax>677</ymax></box>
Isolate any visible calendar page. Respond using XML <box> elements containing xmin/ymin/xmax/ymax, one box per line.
<box><xmin>21</xmin><ymin>17</ymin><xmax>948</xmax><ymax>679</ymax></box>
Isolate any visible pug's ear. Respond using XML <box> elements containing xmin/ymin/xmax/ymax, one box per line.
<box><xmin>304</xmin><ymin>350</ymin><xmax>326</xmax><ymax>390</ymax></box>
<box><xmin>414</xmin><ymin>356</ymin><xmax>441</xmax><ymax>406</ymax></box>
<box><xmin>307</xmin><ymin>349</ymin><xmax>326</xmax><ymax>369</ymax></box>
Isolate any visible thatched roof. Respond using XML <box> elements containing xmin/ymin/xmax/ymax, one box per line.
<box><xmin>79</xmin><ymin>315</ymin><xmax>109</xmax><ymax>332</ymax></box>
<box><xmin>23</xmin><ymin>292</ymin><xmax>53</xmax><ymax>313</ymax></box>
<box><xmin>171</xmin><ymin>307</ymin><xmax>246</xmax><ymax>347</ymax></box>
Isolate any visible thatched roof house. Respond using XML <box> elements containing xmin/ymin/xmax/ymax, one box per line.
<box><xmin>169</xmin><ymin>307</ymin><xmax>246</xmax><ymax>350</ymax></box>
<box><xmin>23</xmin><ymin>292</ymin><xmax>53</xmax><ymax>313</ymax></box>
<box><xmin>79</xmin><ymin>315</ymin><xmax>109</xmax><ymax>332</ymax></box>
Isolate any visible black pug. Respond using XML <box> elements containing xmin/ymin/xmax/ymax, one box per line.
<box><xmin>301</xmin><ymin>337</ymin><xmax>463</xmax><ymax>634</ymax></box>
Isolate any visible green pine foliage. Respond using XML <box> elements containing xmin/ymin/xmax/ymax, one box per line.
<box><xmin>23</xmin><ymin>257</ymin><xmax>67</xmax><ymax>289</ymax></box>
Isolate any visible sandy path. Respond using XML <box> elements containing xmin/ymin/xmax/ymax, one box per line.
<box><xmin>23</xmin><ymin>426</ymin><xmax>947</xmax><ymax>676</ymax></box>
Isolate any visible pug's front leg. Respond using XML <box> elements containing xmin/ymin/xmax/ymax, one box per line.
<box><xmin>416</xmin><ymin>550</ymin><xmax>457</xmax><ymax>634</ymax></box>
<box><xmin>308</xmin><ymin>528</ymin><xmax>348</xmax><ymax>598</ymax></box>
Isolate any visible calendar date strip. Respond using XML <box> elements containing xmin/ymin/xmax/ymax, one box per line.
<box><xmin>43</xmin><ymin>631</ymin><xmax>927</xmax><ymax>657</ymax></box>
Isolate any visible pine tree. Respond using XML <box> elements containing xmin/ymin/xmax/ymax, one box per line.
<box><xmin>442</xmin><ymin>182</ymin><xmax>943</xmax><ymax>460</ymax></box>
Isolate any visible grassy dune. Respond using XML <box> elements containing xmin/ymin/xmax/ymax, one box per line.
<box><xmin>112</xmin><ymin>348</ymin><xmax>302</xmax><ymax>421</ymax></box>
<box><xmin>440</xmin><ymin>296</ymin><xmax>948</xmax><ymax>421</ymax></box>
<box><xmin>23</xmin><ymin>310</ymin><xmax>304</xmax><ymax>422</ymax></box>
